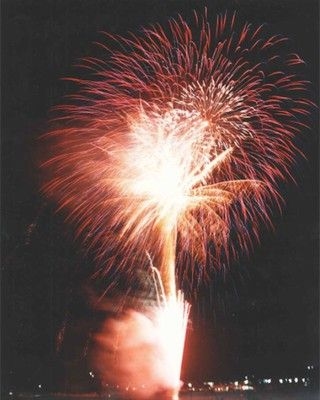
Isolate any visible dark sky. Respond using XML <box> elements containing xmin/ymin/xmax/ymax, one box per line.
<box><xmin>1</xmin><ymin>0</ymin><xmax>319</xmax><ymax>393</ymax></box>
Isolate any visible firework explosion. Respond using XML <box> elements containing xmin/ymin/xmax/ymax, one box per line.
<box><xmin>42</xmin><ymin>11</ymin><xmax>312</xmax><ymax>398</ymax></box>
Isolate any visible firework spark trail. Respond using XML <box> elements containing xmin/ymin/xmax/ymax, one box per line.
<box><xmin>41</xmin><ymin>10</ymin><xmax>312</xmax><ymax>397</ymax></box>
<box><xmin>150</xmin><ymin>263</ymin><xmax>191</xmax><ymax>394</ymax></box>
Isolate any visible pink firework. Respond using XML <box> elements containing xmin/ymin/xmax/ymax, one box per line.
<box><xmin>41</xmin><ymin>11</ymin><xmax>313</xmax><ymax>398</ymax></box>
<box><xmin>42</xmin><ymin>11</ymin><xmax>312</xmax><ymax>294</ymax></box>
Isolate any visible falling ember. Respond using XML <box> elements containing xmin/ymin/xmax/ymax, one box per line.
<box><xmin>41</xmin><ymin>10</ymin><xmax>312</xmax><ymax>398</ymax></box>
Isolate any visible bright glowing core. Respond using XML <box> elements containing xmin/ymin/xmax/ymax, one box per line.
<box><xmin>130</xmin><ymin>144</ymin><xmax>189</xmax><ymax>220</ymax></box>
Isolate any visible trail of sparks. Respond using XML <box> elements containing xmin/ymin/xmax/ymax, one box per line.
<box><xmin>151</xmin><ymin>265</ymin><xmax>190</xmax><ymax>397</ymax></box>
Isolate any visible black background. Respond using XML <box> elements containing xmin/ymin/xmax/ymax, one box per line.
<box><xmin>1</xmin><ymin>0</ymin><xmax>319</xmax><ymax>393</ymax></box>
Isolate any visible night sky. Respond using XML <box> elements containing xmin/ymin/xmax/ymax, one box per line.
<box><xmin>1</xmin><ymin>0</ymin><xmax>319</xmax><ymax>394</ymax></box>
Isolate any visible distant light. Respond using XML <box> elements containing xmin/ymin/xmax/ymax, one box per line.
<box><xmin>244</xmin><ymin>379</ymin><xmax>249</xmax><ymax>385</ymax></box>
<box><xmin>279</xmin><ymin>379</ymin><xmax>283</xmax><ymax>384</ymax></box>
<box><xmin>263</xmin><ymin>378</ymin><xmax>271</xmax><ymax>384</ymax></box>
<box><xmin>288</xmin><ymin>378</ymin><xmax>292</xmax><ymax>383</ymax></box>
<box><xmin>307</xmin><ymin>366</ymin><xmax>310</xmax><ymax>370</ymax></box>
<box><xmin>89</xmin><ymin>371</ymin><xmax>95</xmax><ymax>378</ymax></box>
<box><xmin>38</xmin><ymin>384</ymin><xmax>42</xmax><ymax>389</ymax></box>
<box><xmin>234</xmin><ymin>381</ymin><xmax>239</xmax><ymax>386</ymax></box>
<box><xmin>302</xmin><ymin>378</ymin><xmax>306</xmax><ymax>383</ymax></box>
<box><xmin>188</xmin><ymin>382</ymin><xmax>192</xmax><ymax>388</ymax></box>
<box><xmin>242</xmin><ymin>385</ymin><xmax>254</xmax><ymax>391</ymax></box>
<box><xmin>9</xmin><ymin>392</ymin><xmax>13</xmax><ymax>396</ymax></box>
<box><xmin>294</xmin><ymin>378</ymin><xmax>298</xmax><ymax>383</ymax></box>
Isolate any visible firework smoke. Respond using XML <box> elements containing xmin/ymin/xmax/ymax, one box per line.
<box><xmin>42</xmin><ymin>10</ymin><xmax>312</xmax><ymax>397</ymax></box>
<box><xmin>91</xmin><ymin>291</ymin><xmax>189</xmax><ymax>399</ymax></box>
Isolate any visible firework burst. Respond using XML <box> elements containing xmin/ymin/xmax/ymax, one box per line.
<box><xmin>42</xmin><ymin>12</ymin><xmax>311</xmax><ymax>290</ymax></box>
<box><xmin>41</xmin><ymin>10</ymin><xmax>312</xmax><ymax>397</ymax></box>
